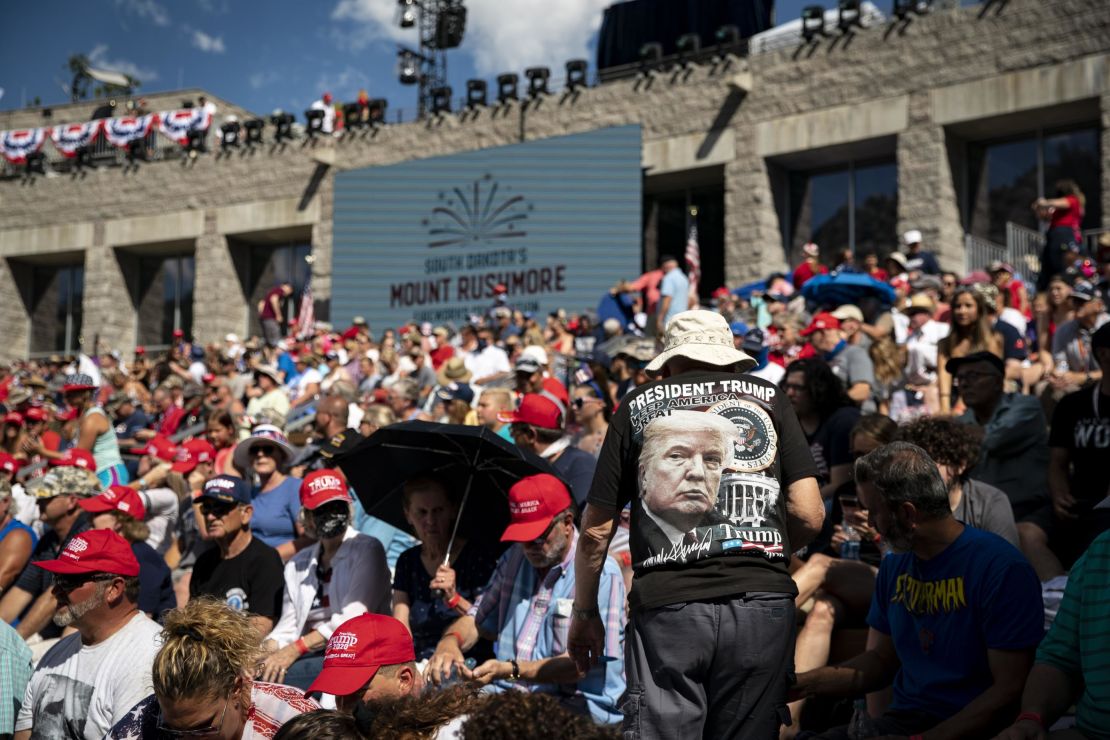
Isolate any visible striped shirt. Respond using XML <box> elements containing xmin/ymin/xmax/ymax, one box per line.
<box><xmin>469</xmin><ymin>530</ymin><xmax>626</xmax><ymax>724</ymax></box>
<box><xmin>1036</xmin><ymin>530</ymin><xmax>1110</xmax><ymax>735</ymax></box>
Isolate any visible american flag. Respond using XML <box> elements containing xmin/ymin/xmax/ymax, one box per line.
<box><xmin>296</xmin><ymin>275</ymin><xmax>315</xmax><ymax>340</ymax></box>
<box><xmin>685</xmin><ymin>211</ymin><xmax>700</xmax><ymax>307</ymax></box>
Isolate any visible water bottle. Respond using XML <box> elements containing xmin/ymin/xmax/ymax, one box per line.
<box><xmin>840</xmin><ymin>524</ymin><xmax>861</xmax><ymax>561</ymax></box>
<box><xmin>847</xmin><ymin>698</ymin><xmax>878</xmax><ymax>739</ymax></box>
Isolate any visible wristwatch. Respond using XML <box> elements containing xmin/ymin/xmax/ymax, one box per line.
<box><xmin>571</xmin><ymin>605</ymin><xmax>600</xmax><ymax>620</ymax></box>
<box><xmin>507</xmin><ymin>659</ymin><xmax>520</xmax><ymax>682</ymax></box>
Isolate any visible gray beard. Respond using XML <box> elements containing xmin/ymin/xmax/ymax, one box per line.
<box><xmin>53</xmin><ymin>583</ymin><xmax>107</xmax><ymax>627</ymax></box>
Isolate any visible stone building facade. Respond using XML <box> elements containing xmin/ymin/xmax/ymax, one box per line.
<box><xmin>0</xmin><ymin>0</ymin><xmax>1107</xmax><ymax>360</ymax></box>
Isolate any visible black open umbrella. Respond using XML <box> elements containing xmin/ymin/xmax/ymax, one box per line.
<box><xmin>333</xmin><ymin>421</ymin><xmax>564</xmax><ymax>556</ymax></box>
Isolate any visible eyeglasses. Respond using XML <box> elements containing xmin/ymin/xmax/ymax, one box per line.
<box><xmin>250</xmin><ymin>444</ymin><xmax>277</xmax><ymax>457</ymax></box>
<box><xmin>199</xmin><ymin>500</ymin><xmax>239</xmax><ymax>518</ymax></box>
<box><xmin>156</xmin><ymin>694</ymin><xmax>231</xmax><ymax>737</ymax></box>
<box><xmin>52</xmin><ymin>573</ymin><xmax>117</xmax><ymax>593</ymax></box>
<box><xmin>782</xmin><ymin>383</ymin><xmax>807</xmax><ymax>393</ymax></box>
<box><xmin>954</xmin><ymin>371</ymin><xmax>995</xmax><ymax>385</ymax></box>
<box><xmin>530</xmin><ymin>516</ymin><xmax>563</xmax><ymax>545</ymax></box>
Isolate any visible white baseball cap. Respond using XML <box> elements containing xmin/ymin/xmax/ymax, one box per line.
<box><xmin>903</xmin><ymin>229</ymin><xmax>922</xmax><ymax>246</ymax></box>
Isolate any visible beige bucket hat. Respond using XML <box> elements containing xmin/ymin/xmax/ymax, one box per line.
<box><xmin>645</xmin><ymin>310</ymin><xmax>755</xmax><ymax>376</ymax></box>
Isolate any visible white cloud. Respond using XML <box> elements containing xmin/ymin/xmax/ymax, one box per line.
<box><xmin>191</xmin><ymin>29</ymin><xmax>226</xmax><ymax>53</ymax></box>
<box><xmin>249</xmin><ymin>70</ymin><xmax>280</xmax><ymax>89</ymax></box>
<box><xmin>114</xmin><ymin>0</ymin><xmax>170</xmax><ymax>26</ymax></box>
<box><xmin>88</xmin><ymin>44</ymin><xmax>160</xmax><ymax>83</ymax></box>
<box><xmin>330</xmin><ymin>0</ymin><xmax>608</xmax><ymax>73</ymax></box>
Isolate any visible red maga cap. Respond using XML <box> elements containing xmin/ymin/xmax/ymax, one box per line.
<box><xmin>134</xmin><ymin>435</ymin><xmax>177</xmax><ymax>463</ymax></box>
<box><xmin>3</xmin><ymin>412</ymin><xmax>23</xmax><ymax>425</ymax></box>
<box><xmin>501</xmin><ymin>473</ymin><xmax>572</xmax><ymax>542</ymax></box>
<box><xmin>79</xmin><ymin>485</ymin><xmax>146</xmax><ymax>519</ymax></box>
<box><xmin>800</xmin><ymin>312</ymin><xmax>840</xmax><ymax>337</ymax></box>
<box><xmin>498</xmin><ymin>394</ymin><xmax>563</xmax><ymax>430</ymax></box>
<box><xmin>304</xmin><ymin>614</ymin><xmax>415</xmax><ymax>697</ymax></box>
<box><xmin>172</xmin><ymin>439</ymin><xmax>216</xmax><ymax>474</ymax></box>
<box><xmin>24</xmin><ymin>406</ymin><xmax>46</xmax><ymax>422</ymax></box>
<box><xmin>38</xmin><ymin>529</ymin><xmax>139</xmax><ymax>577</ymax></box>
<box><xmin>50</xmin><ymin>447</ymin><xmax>96</xmax><ymax>471</ymax></box>
<box><xmin>0</xmin><ymin>452</ymin><xmax>22</xmax><ymax>476</ymax></box>
<box><xmin>299</xmin><ymin>469</ymin><xmax>351</xmax><ymax>510</ymax></box>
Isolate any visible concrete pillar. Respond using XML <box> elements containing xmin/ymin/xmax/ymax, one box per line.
<box><xmin>1101</xmin><ymin>91</ymin><xmax>1110</xmax><ymax>233</ymax></box>
<box><xmin>308</xmin><ymin>170</ymin><xmax>334</xmax><ymax>321</ymax></box>
<box><xmin>192</xmin><ymin>210</ymin><xmax>245</xmax><ymax>344</ymax></box>
<box><xmin>0</xmin><ymin>259</ymin><xmax>29</xmax><ymax>363</ymax></box>
<box><xmin>724</xmin><ymin>135</ymin><xmax>787</xmax><ymax>284</ymax></box>
<box><xmin>896</xmin><ymin>92</ymin><xmax>965</xmax><ymax>272</ymax></box>
<box><xmin>83</xmin><ymin>222</ymin><xmax>135</xmax><ymax>355</ymax></box>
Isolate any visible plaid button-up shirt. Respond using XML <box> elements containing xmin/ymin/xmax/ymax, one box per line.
<box><xmin>469</xmin><ymin>530</ymin><xmax>626</xmax><ymax>724</ymax></box>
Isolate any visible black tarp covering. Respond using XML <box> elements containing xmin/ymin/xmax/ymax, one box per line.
<box><xmin>596</xmin><ymin>0</ymin><xmax>774</xmax><ymax>70</ymax></box>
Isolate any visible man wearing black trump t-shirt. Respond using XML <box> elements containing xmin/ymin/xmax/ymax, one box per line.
<box><xmin>568</xmin><ymin>310</ymin><xmax>823</xmax><ymax>739</ymax></box>
<box><xmin>1048</xmin><ymin>322</ymin><xmax>1110</xmax><ymax>564</ymax></box>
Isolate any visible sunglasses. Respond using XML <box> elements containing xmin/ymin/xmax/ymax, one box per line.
<box><xmin>250</xmin><ymin>444</ymin><xmax>278</xmax><ymax>458</ymax></box>
<box><xmin>199</xmin><ymin>500</ymin><xmax>239</xmax><ymax>518</ymax></box>
<box><xmin>52</xmin><ymin>573</ymin><xmax>117</xmax><ymax>593</ymax></box>
<box><xmin>573</xmin><ymin>397</ymin><xmax>601</xmax><ymax>410</ymax></box>
<box><xmin>156</xmin><ymin>694</ymin><xmax>230</xmax><ymax>737</ymax></box>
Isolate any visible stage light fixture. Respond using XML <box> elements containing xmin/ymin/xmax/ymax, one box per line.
<box><xmin>270</xmin><ymin>111</ymin><xmax>294</xmax><ymax>142</ymax></box>
<box><xmin>525</xmin><ymin>67</ymin><xmax>550</xmax><ymax>98</ymax></box>
<box><xmin>398</xmin><ymin>0</ymin><xmax>417</xmax><ymax>28</ymax></box>
<box><xmin>220</xmin><ymin>120</ymin><xmax>241</xmax><ymax>149</ymax></box>
<box><xmin>304</xmin><ymin>109</ymin><xmax>325</xmax><ymax>137</ymax></box>
<box><xmin>838</xmin><ymin>0</ymin><xmax>862</xmax><ymax>32</ymax></box>
<box><xmin>676</xmin><ymin>33</ymin><xmax>701</xmax><ymax>65</ymax></box>
<box><xmin>244</xmin><ymin>118</ymin><xmax>265</xmax><ymax>145</ymax></box>
<box><xmin>565</xmin><ymin>59</ymin><xmax>588</xmax><ymax>90</ymax></box>
<box><xmin>893</xmin><ymin>0</ymin><xmax>932</xmax><ymax>18</ymax></box>
<box><xmin>398</xmin><ymin>49</ymin><xmax>421</xmax><ymax>85</ymax></box>
<box><xmin>496</xmin><ymin>73</ymin><xmax>519</xmax><ymax>104</ymax></box>
<box><xmin>25</xmin><ymin>151</ymin><xmax>46</xmax><ymax>175</ymax></box>
<box><xmin>430</xmin><ymin>86</ymin><xmax>452</xmax><ymax>114</ymax></box>
<box><xmin>716</xmin><ymin>25</ymin><xmax>741</xmax><ymax>47</ymax></box>
<box><xmin>466</xmin><ymin>79</ymin><xmax>487</xmax><ymax>108</ymax></box>
<box><xmin>343</xmin><ymin>103</ymin><xmax>362</xmax><ymax>129</ymax></box>
<box><xmin>367</xmin><ymin>98</ymin><xmax>388</xmax><ymax>125</ymax></box>
<box><xmin>639</xmin><ymin>42</ymin><xmax>663</xmax><ymax>74</ymax></box>
<box><xmin>801</xmin><ymin>5</ymin><xmax>827</xmax><ymax>41</ymax></box>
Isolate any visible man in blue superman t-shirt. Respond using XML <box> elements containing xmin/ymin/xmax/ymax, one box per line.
<box><xmin>794</xmin><ymin>442</ymin><xmax>1043</xmax><ymax>739</ymax></box>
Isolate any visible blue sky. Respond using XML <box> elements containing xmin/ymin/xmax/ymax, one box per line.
<box><xmin>0</xmin><ymin>0</ymin><xmax>882</xmax><ymax>122</ymax></box>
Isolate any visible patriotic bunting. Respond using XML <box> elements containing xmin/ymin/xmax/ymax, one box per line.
<box><xmin>1</xmin><ymin>128</ymin><xmax>47</xmax><ymax>164</ymax></box>
<box><xmin>102</xmin><ymin>114</ymin><xmax>156</xmax><ymax>148</ymax></box>
<box><xmin>1</xmin><ymin>108</ymin><xmax>215</xmax><ymax>166</ymax></box>
<box><xmin>50</xmin><ymin>121</ymin><xmax>102</xmax><ymax>157</ymax></box>
<box><xmin>157</xmin><ymin>108</ymin><xmax>209</xmax><ymax>145</ymax></box>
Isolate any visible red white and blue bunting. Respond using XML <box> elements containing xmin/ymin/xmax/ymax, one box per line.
<box><xmin>1</xmin><ymin>107</ymin><xmax>222</xmax><ymax>165</ymax></box>
<box><xmin>1</xmin><ymin>128</ymin><xmax>47</xmax><ymax>164</ymax></box>
<box><xmin>157</xmin><ymin>108</ymin><xmax>210</xmax><ymax>145</ymax></box>
<box><xmin>101</xmin><ymin>114</ymin><xmax>157</xmax><ymax>148</ymax></box>
<box><xmin>50</xmin><ymin>121</ymin><xmax>102</xmax><ymax>157</ymax></box>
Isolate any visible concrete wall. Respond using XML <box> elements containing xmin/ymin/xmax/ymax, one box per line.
<box><xmin>1</xmin><ymin>0</ymin><xmax>1108</xmax><ymax>359</ymax></box>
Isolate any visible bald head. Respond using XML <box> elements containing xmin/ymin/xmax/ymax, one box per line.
<box><xmin>315</xmin><ymin>395</ymin><xmax>349</xmax><ymax>437</ymax></box>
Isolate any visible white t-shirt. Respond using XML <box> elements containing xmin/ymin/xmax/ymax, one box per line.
<box><xmin>288</xmin><ymin>367</ymin><xmax>322</xmax><ymax>399</ymax></box>
<box><xmin>140</xmin><ymin>487</ymin><xmax>180</xmax><ymax>556</ymax></box>
<box><xmin>462</xmin><ymin>345</ymin><xmax>510</xmax><ymax>385</ymax></box>
<box><xmin>749</xmin><ymin>362</ymin><xmax>785</xmax><ymax>386</ymax></box>
<box><xmin>905</xmin><ymin>320</ymin><xmax>950</xmax><ymax>385</ymax></box>
<box><xmin>188</xmin><ymin>361</ymin><xmax>207</xmax><ymax>385</ymax></box>
<box><xmin>17</xmin><ymin>612</ymin><xmax>161</xmax><ymax>740</ymax></box>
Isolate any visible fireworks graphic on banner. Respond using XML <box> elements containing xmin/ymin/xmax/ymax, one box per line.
<box><xmin>424</xmin><ymin>173</ymin><xmax>532</xmax><ymax>248</ymax></box>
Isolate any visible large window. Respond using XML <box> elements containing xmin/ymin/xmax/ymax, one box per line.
<box><xmin>247</xmin><ymin>243</ymin><xmax>311</xmax><ymax>335</ymax></box>
<box><xmin>643</xmin><ymin>183</ymin><xmax>725</xmax><ymax>299</ymax></box>
<box><xmin>29</xmin><ymin>263</ymin><xmax>84</xmax><ymax>355</ymax></box>
<box><xmin>784</xmin><ymin>159</ymin><xmax>898</xmax><ymax>265</ymax></box>
<box><xmin>136</xmin><ymin>254</ymin><xmax>194</xmax><ymax>346</ymax></box>
<box><xmin>967</xmin><ymin>126</ymin><xmax>1101</xmax><ymax>245</ymax></box>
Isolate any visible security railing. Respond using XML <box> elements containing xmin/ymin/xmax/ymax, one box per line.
<box><xmin>1004</xmin><ymin>222</ymin><xmax>1043</xmax><ymax>285</ymax></box>
<box><xmin>963</xmin><ymin>232</ymin><xmax>1006</xmax><ymax>276</ymax></box>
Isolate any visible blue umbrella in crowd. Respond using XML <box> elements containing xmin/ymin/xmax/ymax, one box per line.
<box><xmin>801</xmin><ymin>271</ymin><xmax>896</xmax><ymax>308</ymax></box>
<box><xmin>731</xmin><ymin>279</ymin><xmax>767</xmax><ymax>301</ymax></box>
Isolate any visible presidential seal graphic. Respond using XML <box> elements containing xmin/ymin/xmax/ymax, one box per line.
<box><xmin>707</xmin><ymin>399</ymin><xmax>777</xmax><ymax>472</ymax></box>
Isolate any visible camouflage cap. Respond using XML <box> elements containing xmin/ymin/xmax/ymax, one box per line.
<box><xmin>32</xmin><ymin>467</ymin><xmax>103</xmax><ymax>499</ymax></box>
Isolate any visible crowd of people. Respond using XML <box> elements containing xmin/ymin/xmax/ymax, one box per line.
<box><xmin>0</xmin><ymin>184</ymin><xmax>1106</xmax><ymax>738</ymax></box>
